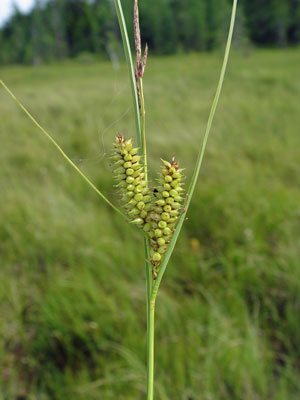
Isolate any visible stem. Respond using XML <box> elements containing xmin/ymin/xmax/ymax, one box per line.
<box><xmin>147</xmin><ymin>299</ymin><xmax>155</xmax><ymax>400</ymax></box>
<box><xmin>139</xmin><ymin>75</ymin><xmax>153</xmax><ymax>397</ymax></box>
<box><xmin>0</xmin><ymin>80</ymin><xmax>126</xmax><ymax>220</ymax></box>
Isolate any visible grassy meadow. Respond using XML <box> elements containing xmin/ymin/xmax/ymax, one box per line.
<box><xmin>1</xmin><ymin>49</ymin><xmax>300</xmax><ymax>399</ymax></box>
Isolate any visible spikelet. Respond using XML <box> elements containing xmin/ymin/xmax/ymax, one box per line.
<box><xmin>148</xmin><ymin>157</ymin><xmax>184</xmax><ymax>278</ymax></box>
<box><xmin>112</xmin><ymin>134</ymin><xmax>152</xmax><ymax>227</ymax></box>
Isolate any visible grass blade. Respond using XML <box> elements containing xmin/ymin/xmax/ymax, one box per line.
<box><xmin>0</xmin><ymin>80</ymin><xmax>126</xmax><ymax>220</ymax></box>
<box><xmin>151</xmin><ymin>0</ymin><xmax>238</xmax><ymax>300</ymax></box>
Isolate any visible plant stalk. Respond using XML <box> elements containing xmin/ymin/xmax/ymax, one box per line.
<box><xmin>147</xmin><ymin>299</ymin><xmax>155</xmax><ymax>400</ymax></box>
<box><xmin>138</xmin><ymin>74</ymin><xmax>153</xmax><ymax>399</ymax></box>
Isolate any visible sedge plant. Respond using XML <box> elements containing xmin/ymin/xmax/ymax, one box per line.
<box><xmin>0</xmin><ymin>0</ymin><xmax>238</xmax><ymax>398</ymax></box>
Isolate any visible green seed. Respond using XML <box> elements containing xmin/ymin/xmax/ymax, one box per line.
<box><xmin>156</xmin><ymin>199</ymin><xmax>165</xmax><ymax>206</ymax></box>
<box><xmin>158</xmin><ymin>245</ymin><xmax>167</xmax><ymax>254</ymax></box>
<box><xmin>126</xmin><ymin>176</ymin><xmax>135</xmax><ymax>184</ymax></box>
<box><xmin>161</xmin><ymin>212</ymin><xmax>170</xmax><ymax>221</ymax></box>
<box><xmin>134</xmin><ymin>193</ymin><xmax>143</xmax><ymax>201</ymax></box>
<box><xmin>164</xmin><ymin>205</ymin><xmax>172</xmax><ymax>212</ymax></box>
<box><xmin>132</xmin><ymin>163</ymin><xmax>141</xmax><ymax>170</ymax></box>
<box><xmin>131</xmin><ymin>218</ymin><xmax>144</xmax><ymax>225</ymax></box>
<box><xmin>144</xmin><ymin>203</ymin><xmax>152</xmax><ymax>211</ymax></box>
<box><xmin>164</xmin><ymin>183</ymin><xmax>171</xmax><ymax>191</ymax></box>
<box><xmin>130</xmin><ymin>147</ymin><xmax>139</xmax><ymax>155</ymax></box>
<box><xmin>162</xmin><ymin>191</ymin><xmax>169</xmax><ymax>198</ymax></box>
<box><xmin>126</xmin><ymin>168</ymin><xmax>134</xmax><ymax>175</ymax></box>
<box><xmin>170</xmin><ymin>189</ymin><xmax>178</xmax><ymax>198</ymax></box>
<box><xmin>144</xmin><ymin>223</ymin><xmax>151</xmax><ymax>232</ymax></box>
<box><xmin>140</xmin><ymin>210</ymin><xmax>147</xmax><ymax>218</ymax></box>
<box><xmin>128</xmin><ymin>199</ymin><xmax>137</xmax><ymax>206</ymax></box>
<box><xmin>143</xmin><ymin>195</ymin><xmax>151</xmax><ymax>203</ymax></box>
<box><xmin>125</xmin><ymin>140</ymin><xmax>133</xmax><ymax>151</ymax></box>
<box><xmin>163</xmin><ymin>227</ymin><xmax>172</xmax><ymax>235</ymax></box>
<box><xmin>158</xmin><ymin>220</ymin><xmax>167</xmax><ymax>229</ymax></box>
<box><xmin>170</xmin><ymin>210</ymin><xmax>179</xmax><ymax>217</ymax></box>
<box><xmin>153</xmin><ymin>252</ymin><xmax>161</xmax><ymax>262</ymax></box>
<box><xmin>154</xmin><ymin>229</ymin><xmax>162</xmax><ymax>237</ymax></box>
<box><xmin>133</xmin><ymin>169</ymin><xmax>142</xmax><ymax>177</ymax></box>
<box><xmin>157</xmin><ymin>237</ymin><xmax>165</xmax><ymax>246</ymax></box>
<box><xmin>124</xmin><ymin>154</ymin><xmax>132</xmax><ymax>161</ymax></box>
<box><xmin>117</xmin><ymin>181</ymin><xmax>127</xmax><ymax>188</ymax></box>
<box><xmin>166</xmin><ymin>197</ymin><xmax>174</xmax><ymax>204</ymax></box>
<box><xmin>165</xmin><ymin>175</ymin><xmax>172</xmax><ymax>182</ymax></box>
<box><xmin>162</xmin><ymin>160</ymin><xmax>171</xmax><ymax>169</ymax></box>
<box><xmin>132</xmin><ymin>155</ymin><xmax>141</xmax><ymax>163</ymax></box>
<box><xmin>128</xmin><ymin>208</ymin><xmax>140</xmax><ymax>216</ymax></box>
<box><xmin>135</xmin><ymin>185</ymin><xmax>144</xmax><ymax>193</ymax></box>
<box><xmin>123</xmin><ymin>161</ymin><xmax>132</xmax><ymax>168</ymax></box>
<box><xmin>137</xmin><ymin>201</ymin><xmax>145</xmax><ymax>210</ymax></box>
<box><xmin>116</xmin><ymin>174</ymin><xmax>126</xmax><ymax>180</ymax></box>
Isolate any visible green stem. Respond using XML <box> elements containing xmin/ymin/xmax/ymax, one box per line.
<box><xmin>0</xmin><ymin>80</ymin><xmax>126</xmax><ymax>220</ymax></box>
<box><xmin>147</xmin><ymin>299</ymin><xmax>155</xmax><ymax>400</ymax></box>
<box><xmin>139</xmin><ymin>75</ymin><xmax>153</xmax><ymax>398</ymax></box>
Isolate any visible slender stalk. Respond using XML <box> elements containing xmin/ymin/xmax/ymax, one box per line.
<box><xmin>147</xmin><ymin>300</ymin><xmax>155</xmax><ymax>400</ymax></box>
<box><xmin>0</xmin><ymin>80</ymin><xmax>126</xmax><ymax>220</ymax></box>
<box><xmin>151</xmin><ymin>0</ymin><xmax>238</xmax><ymax>302</ymax></box>
<box><xmin>139</xmin><ymin>74</ymin><xmax>153</xmax><ymax>398</ymax></box>
<box><xmin>113</xmin><ymin>2</ymin><xmax>153</xmax><ymax>397</ymax></box>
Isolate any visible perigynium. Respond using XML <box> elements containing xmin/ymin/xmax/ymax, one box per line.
<box><xmin>0</xmin><ymin>0</ymin><xmax>238</xmax><ymax>398</ymax></box>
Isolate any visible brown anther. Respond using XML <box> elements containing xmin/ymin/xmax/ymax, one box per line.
<box><xmin>117</xmin><ymin>133</ymin><xmax>124</xmax><ymax>144</ymax></box>
<box><xmin>134</xmin><ymin>0</ymin><xmax>141</xmax><ymax>65</ymax></box>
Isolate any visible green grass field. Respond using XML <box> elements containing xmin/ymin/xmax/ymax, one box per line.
<box><xmin>1</xmin><ymin>49</ymin><xmax>300</xmax><ymax>399</ymax></box>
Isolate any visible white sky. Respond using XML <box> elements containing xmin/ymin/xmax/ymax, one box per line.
<box><xmin>0</xmin><ymin>0</ymin><xmax>34</xmax><ymax>26</ymax></box>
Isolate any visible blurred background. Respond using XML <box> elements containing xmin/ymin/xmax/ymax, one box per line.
<box><xmin>1</xmin><ymin>0</ymin><xmax>300</xmax><ymax>399</ymax></box>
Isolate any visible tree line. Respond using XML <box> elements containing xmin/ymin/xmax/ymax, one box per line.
<box><xmin>0</xmin><ymin>0</ymin><xmax>299</xmax><ymax>65</ymax></box>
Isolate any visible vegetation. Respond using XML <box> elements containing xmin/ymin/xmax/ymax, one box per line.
<box><xmin>1</xmin><ymin>48</ymin><xmax>300</xmax><ymax>398</ymax></box>
<box><xmin>1</xmin><ymin>0</ymin><xmax>300</xmax><ymax>65</ymax></box>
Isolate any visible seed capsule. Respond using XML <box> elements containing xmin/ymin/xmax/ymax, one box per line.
<box><xmin>149</xmin><ymin>156</ymin><xmax>184</xmax><ymax>277</ymax></box>
<box><xmin>153</xmin><ymin>252</ymin><xmax>161</xmax><ymax>262</ymax></box>
<box><xmin>112</xmin><ymin>135</ymin><xmax>153</xmax><ymax>230</ymax></box>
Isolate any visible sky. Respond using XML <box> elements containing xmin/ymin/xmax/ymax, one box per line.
<box><xmin>0</xmin><ymin>0</ymin><xmax>34</xmax><ymax>26</ymax></box>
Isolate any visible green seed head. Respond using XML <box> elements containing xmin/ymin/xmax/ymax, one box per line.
<box><xmin>112</xmin><ymin>135</ymin><xmax>153</xmax><ymax>229</ymax></box>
